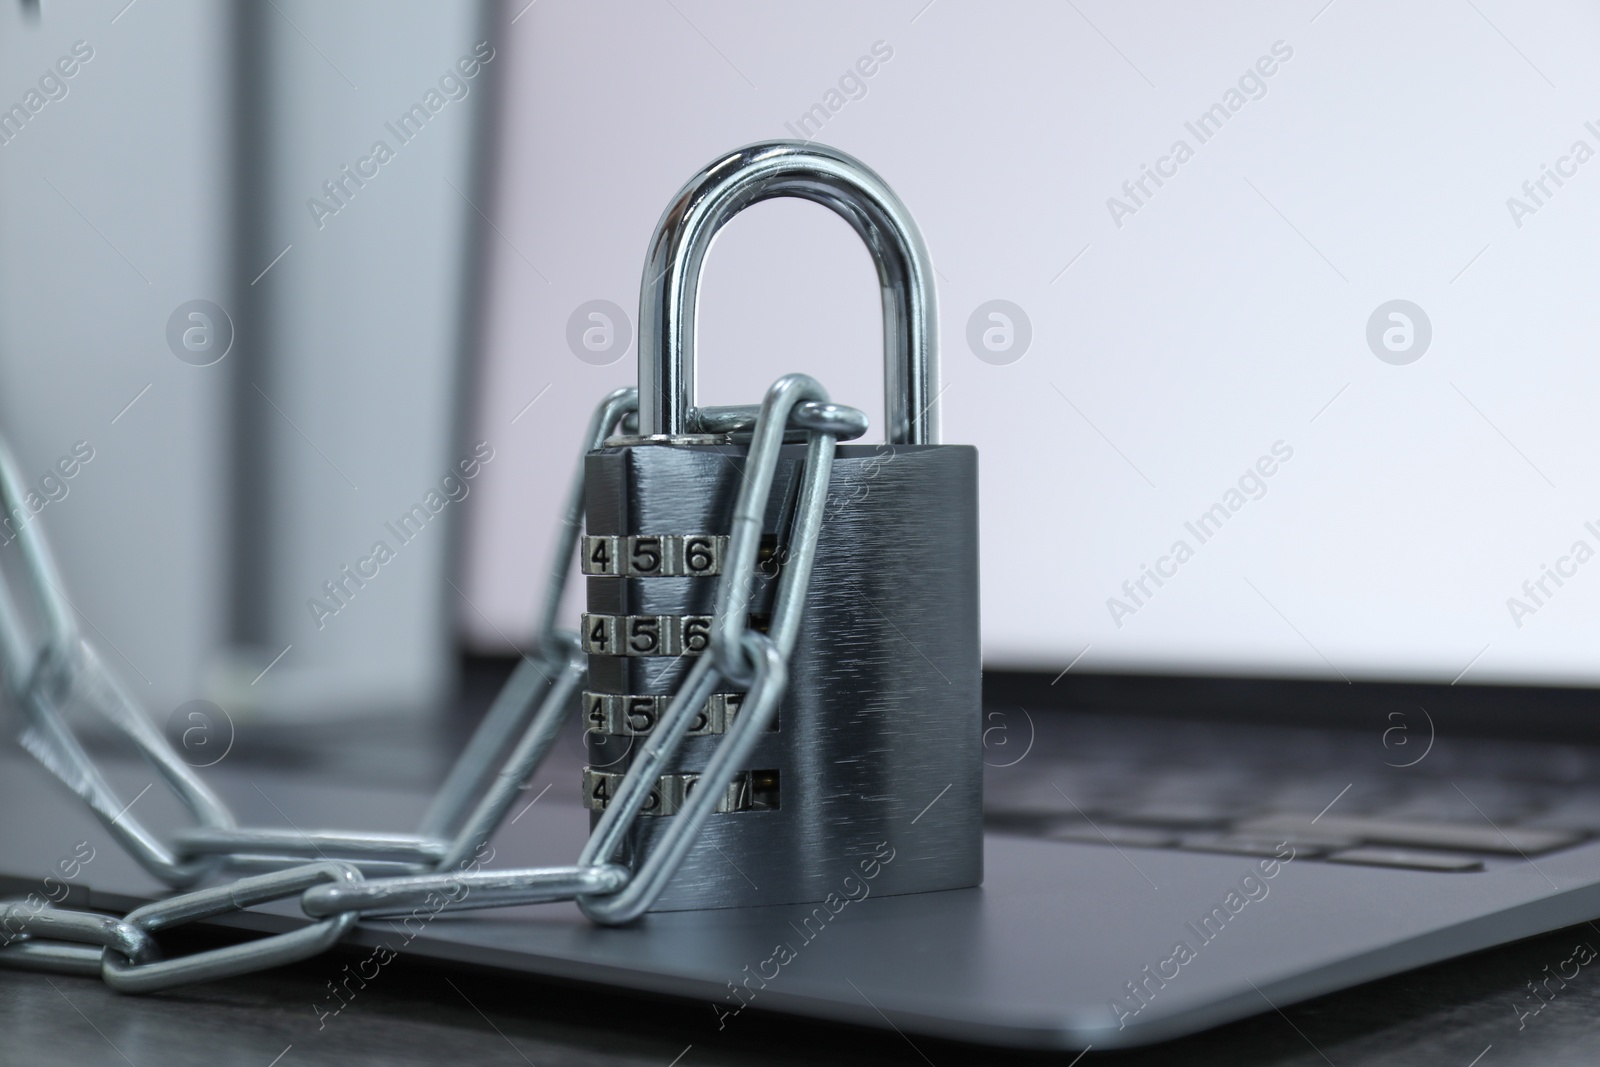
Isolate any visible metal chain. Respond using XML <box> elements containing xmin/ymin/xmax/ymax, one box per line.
<box><xmin>0</xmin><ymin>438</ymin><xmax>237</xmax><ymax>889</ymax></box>
<box><xmin>0</xmin><ymin>374</ymin><xmax>862</xmax><ymax>991</ymax></box>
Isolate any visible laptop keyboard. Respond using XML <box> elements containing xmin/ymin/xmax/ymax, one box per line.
<box><xmin>982</xmin><ymin>709</ymin><xmax>1600</xmax><ymax>873</ymax></box>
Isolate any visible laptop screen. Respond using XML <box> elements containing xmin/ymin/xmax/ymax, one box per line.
<box><xmin>460</xmin><ymin>1</ymin><xmax>1600</xmax><ymax>688</ymax></box>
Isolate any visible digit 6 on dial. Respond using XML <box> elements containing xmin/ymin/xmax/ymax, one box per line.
<box><xmin>681</xmin><ymin>616</ymin><xmax>712</xmax><ymax>654</ymax></box>
<box><xmin>683</xmin><ymin>536</ymin><xmax>716</xmax><ymax>574</ymax></box>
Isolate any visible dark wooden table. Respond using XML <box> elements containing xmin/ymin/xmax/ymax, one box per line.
<box><xmin>2</xmin><ymin>915</ymin><xmax>1597</xmax><ymax>1066</ymax></box>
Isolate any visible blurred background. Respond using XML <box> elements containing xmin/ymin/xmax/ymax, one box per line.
<box><xmin>3</xmin><ymin>0</ymin><xmax>1600</xmax><ymax>727</ymax></box>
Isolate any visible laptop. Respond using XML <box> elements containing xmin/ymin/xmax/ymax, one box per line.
<box><xmin>8</xmin><ymin>0</ymin><xmax>1600</xmax><ymax>1054</ymax></box>
<box><xmin>6</xmin><ymin>659</ymin><xmax>1600</xmax><ymax>1051</ymax></box>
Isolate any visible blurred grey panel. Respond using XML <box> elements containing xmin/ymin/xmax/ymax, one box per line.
<box><xmin>218</xmin><ymin>0</ymin><xmax>492</xmax><ymax>718</ymax></box>
<box><xmin>0</xmin><ymin>0</ymin><xmax>231</xmax><ymax>717</ymax></box>
<box><xmin>0</xmin><ymin>0</ymin><xmax>491</xmax><ymax>724</ymax></box>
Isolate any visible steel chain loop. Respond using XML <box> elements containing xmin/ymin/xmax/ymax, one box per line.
<box><xmin>0</xmin><ymin>900</ymin><xmax>154</xmax><ymax>977</ymax></box>
<box><xmin>101</xmin><ymin>862</ymin><xmax>364</xmax><ymax>994</ymax></box>
<box><xmin>0</xmin><ymin>376</ymin><xmax>860</xmax><ymax>990</ymax></box>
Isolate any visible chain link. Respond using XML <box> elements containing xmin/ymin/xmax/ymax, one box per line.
<box><xmin>0</xmin><ymin>900</ymin><xmax>154</xmax><ymax>977</ymax></box>
<box><xmin>100</xmin><ymin>862</ymin><xmax>364</xmax><ymax>993</ymax></box>
<box><xmin>0</xmin><ymin>437</ymin><xmax>237</xmax><ymax>889</ymax></box>
<box><xmin>0</xmin><ymin>376</ymin><xmax>861</xmax><ymax>990</ymax></box>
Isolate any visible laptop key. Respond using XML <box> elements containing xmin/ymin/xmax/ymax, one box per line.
<box><xmin>1237</xmin><ymin>814</ymin><xmax>1582</xmax><ymax>855</ymax></box>
<box><xmin>1383</xmin><ymin>782</ymin><xmax>1539</xmax><ymax>823</ymax></box>
<box><xmin>1112</xmin><ymin>801</ymin><xmax>1234</xmax><ymax>828</ymax></box>
<box><xmin>1518</xmin><ymin>790</ymin><xmax>1600</xmax><ymax>832</ymax></box>
<box><xmin>1047</xmin><ymin>824</ymin><xmax>1180</xmax><ymax>849</ymax></box>
<box><xmin>1180</xmin><ymin>834</ymin><xmax>1356</xmax><ymax>859</ymax></box>
<box><xmin>1325</xmin><ymin>847</ymin><xmax>1485</xmax><ymax>872</ymax></box>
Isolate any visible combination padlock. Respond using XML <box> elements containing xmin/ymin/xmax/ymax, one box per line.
<box><xmin>579</xmin><ymin>141</ymin><xmax>981</xmax><ymax>911</ymax></box>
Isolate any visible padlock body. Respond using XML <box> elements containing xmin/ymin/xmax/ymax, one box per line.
<box><xmin>582</xmin><ymin>440</ymin><xmax>982</xmax><ymax>911</ymax></box>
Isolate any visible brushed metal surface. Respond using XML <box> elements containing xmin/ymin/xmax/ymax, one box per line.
<box><xmin>584</xmin><ymin>440</ymin><xmax>982</xmax><ymax>910</ymax></box>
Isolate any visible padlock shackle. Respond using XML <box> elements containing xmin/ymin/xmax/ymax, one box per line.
<box><xmin>638</xmin><ymin>141</ymin><xmax>939</xmax><ymax>445</ymax></box>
